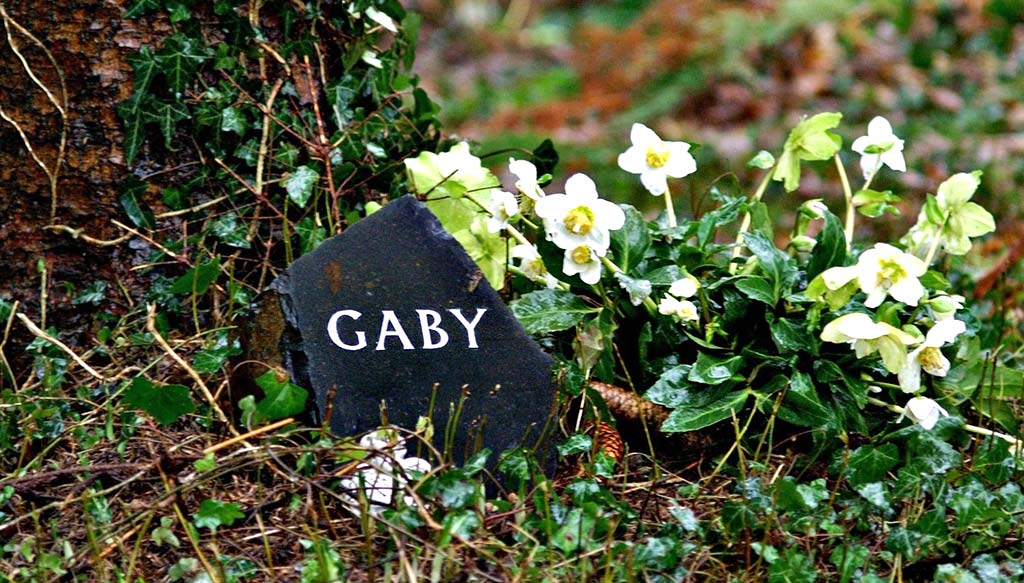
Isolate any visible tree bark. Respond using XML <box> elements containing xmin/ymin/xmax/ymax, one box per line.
<box><xmin>0</xmin><ymin>1</ymin><xmax>158</xmax><ymax>376</ymax></box>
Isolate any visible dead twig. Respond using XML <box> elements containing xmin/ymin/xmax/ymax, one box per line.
<box><xmin>145</xmin><ymin>303</ymin><xmax>239</xmax><ymax>437</ymax></box>
<box><xmin>16</xmin><ymin>312</ymin><xmax>107</xmax><ymax>381</ymax></box>
<box><xmin>44</xmin><ymin>224</ymin><xmax>132</xmax><ymax>246</ymax></box>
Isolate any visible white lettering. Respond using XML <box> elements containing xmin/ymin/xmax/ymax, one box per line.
<box><xmin>416</xmin><ymin>309</ymin><xmax>450</xmax><ymax>349</ymax></box>
<box><xmin>327</xmin><ymin>310</ymin><xmax>367</xmax><ymax>350</ymax></box>
<box><xmin>376</xmin><ymin>310</ymin><xmax>415</xmax><ymax>350</ymax></box>
<box><xmin>448</xmin><ymin>308</ymin><xmax>487</xmax><ymax>349</ymax></box>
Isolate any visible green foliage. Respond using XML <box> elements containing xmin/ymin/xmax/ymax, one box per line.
<box><xmin>252</xmin><ymin>370</ymin><xmax>307</xmax><ymax>424</ymax></box>
<box><xmin>193</xmin><ymin>498</ymin><xmax>244</xmax><ymax>533</ymax></box>
<box><xmin>122</xmin><ymin>376</ymin><xmax>195</xmax><ymax>425</ymax></box>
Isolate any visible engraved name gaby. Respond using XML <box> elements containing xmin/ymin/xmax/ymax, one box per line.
<box><xmin>325</xmin><ymin>308</ymin><xmax>488</xmax><ymax>350</ymax></box>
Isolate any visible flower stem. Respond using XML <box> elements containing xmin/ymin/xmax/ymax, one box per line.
<box><xmin>866</xmin><ymin>396</ymin><xmax>1024</xmax><ymax>450</ymax></box>
<box><xmin>862</xmin><ymin>156</ymin><xmax>883</xmax><ymax>193</ymax></box>
<box><xmin>663</xmin><ymin>184</ymin><xmax>677</xmax><ymax>229</ymax></box>
<box><xmin>922</xmin><ymin>214</ymin><xmax>950</xmax><ymax>267</ymax></box>
<box><xmin>835</xmin><ymin>153</ymin><xmax>855</xmax><ymax>251</ymax></box>
<box><xmin>730</xmin><ymin>169</ymin><xmax>774</xmax><ymax>274</ymax></box>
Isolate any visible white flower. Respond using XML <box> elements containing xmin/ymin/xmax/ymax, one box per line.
<box><xmin>821</xmin><ymin>243</ymin><xmax>927</xmax><ymax>308</ymax></box>
<box><xmin>617</xmin><ymin>123</ymin><xmax>697</xmax><ymax>196</ymax></box>
<box><xmin>562</xmin><ymin>244</ymin><xmax>604</xmax><ymax>285</ymax></box>
<box><xmin>361</xmin><ymin>50</ymin><xmax>383</xmax><ymax>69</ymax></box>
<box><xmin>338</xmin><ymin>429</ymin><xmax>432</xmax><ymax>515</ymax></box>
<box><xmin>903</xmin><ymin>396</ymin><xmax>949</xmax><ymax>431</ymax></box>
<box><xmin>508</xmin><ymin>158</ymin><xmax>545</xmax><ymax>201</ymax></box>
<box><xmin>898</xmin><ymin>318</ymin><xmax>967</xmax><ymax>393</ymax></box>
<box><xmin>658</xmin><ymin>295</ymin><xmax>699</xmax><ymax>322</ymax></box>
<box><xmin>365</xmin><ymin>7</ymin><xmax>399</xmax><ymax>32</ymax></box>
<box><xmin>511</xmin><ymin>244</ymin><xmax>559</xmax><ymax>288</ymax></box>
<box><xmin>851</xmin><ymin>116</ymin><xmax>906</xmax><ymax>179</ymax></box>
<box><xmin>820</xmin><ymin>312</ymin><xmax>920</xmax><ymax>374</ymax></box>
<box><xmin>534</xmin><ymin>173</ymin><xmax>625</xmax><ymax>252</ymax></box>
<box><xmin>486</xmin><ymin>190</ymin><xmax>519</xmax><ymax>233</ymax></box>
<box><xmin>668</xmin><ymin>276</ymin><xmax>700</xmax><ymax>299</ymax></box>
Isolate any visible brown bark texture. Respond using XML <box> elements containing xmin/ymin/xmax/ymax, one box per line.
<box><xmin>0</xmin><ymin>1</ymin><xmax>154</xmax><ymax>372</ymax></box>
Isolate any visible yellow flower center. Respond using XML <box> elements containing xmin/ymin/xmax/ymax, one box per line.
<box><xmin>564</xmin><ymin>206</ymin><xmax>595</xmax><ymax>235</ymax></box>
<box><xmin>645</xmin><ymin>144</ymin><xmax>671</xmax><ymax>168</ymax></box>
<box><xmin>570</xmin><ymin>245</ymin><xmax>593</xmax><ymax>265</ymax></box>
<box><xmin>918</xmin><ymin>346</ymin><xmax>946</xmax><ymax>375</ymax></box>
<box><xmin>876</xmin><ymin>259</ymin><xmax>906</xmax><ymax>287</ymax></box>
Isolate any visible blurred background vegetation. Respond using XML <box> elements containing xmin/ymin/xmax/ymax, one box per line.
<box><xmin>410</xmin><ymin>0</ymin><xmax>1024</xmax><ymax>225</ymax></box>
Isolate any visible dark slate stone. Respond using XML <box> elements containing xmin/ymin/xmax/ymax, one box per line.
<box><xmin>268</xmin><ymin>195</ymin><xmax>555</xmax><ymax>467</ymax></box>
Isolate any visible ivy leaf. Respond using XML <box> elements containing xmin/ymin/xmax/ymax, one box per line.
<box><xmin>296</xmin><ymin>216</ymin><xmax>327</xmax><ymax>255</ymax></box>
<box><xmin>142</xmin><ymin>100</ymin><xmax>190</xmax><ymax>149</ymax></box>
<box><xmin>209</xmin><ymin>211</ymin><xmax>251</xmax><ymax>249</ymax></box>
<box><xmin>220</xmin><ymin>106</ymin><xmax>248</xmax><ymax>135</ymax></box>
<box><xmin>127</xmin><ymin>46</ymin><xmax>158</xmax><ymax>95</ymax></box>
<box><xmin>169</xmin><ymin>258</ymin><xmax>222</xmax><ymax>295</ymax></box>
<box><xmin>609</xmin><ymin>205</ymin><xmax>651</xmax><ymax>273</ymax></box>
<box><xmin>511</xmin><ymin>290</ymin><xmax>599</xmax><ymax>335</ymax></box>
<box><xmin>556</xmin><ymin>434</ymin><xmax>593</xmax><ymax>456</ymax></box>
<box><xmin>285</xmin><ymin>165</ymin><xmax>319</xmax><ymax>208</ymax></box>
<box><xmin>118</xmin><ymin>176</ymin><xmax>156</xmax><ymax>229</ymax></box>
<box><xmin>118</xmin><ymin>94</ymin><xmax>148</xmax><ymax>166</ymax></box>
<box><xmin>253</xmin><ymin>370</ymin><xmax>308</xmax><ymax>423</ymax></box>
<box><xmin>845</xmin><ymin>444</ymin><xmax>899</xmax><ymax>488</ymax></box>
<box><xmin>122</xmin><ymin>376</ymin><xmax>195</xmax><ymax>425</ymax></box>
<box><xmin>155</xmin><ymin>33</ymin><xmax>208</xmax><ymax>94</ymax></box>
<box><xmin>193</xmin><ymin>499</ymin><xmax>244</xmax><ymax>533</ymax></box>
<box><xmin>124</xmin><ymin>0</ymin><xmax>159</xmax><ymax>18</ymax></box>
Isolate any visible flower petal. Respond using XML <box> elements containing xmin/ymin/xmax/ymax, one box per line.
<box><xmin>663</xmin><ymin>142</ymin><xmax>697</xmax><ymax>178</ymax></box>
<box><xmin>630</xmin><ymin>122</ymin><xmax>660</xmax><ymax>148</ymax></box>
<box><xmin>617</xmin><ymin>146</ymin><xmax>649</xmax><ymax>174</ymax></box>
<box><xmin>640</xmin><ymin>170</ymin><xmax>668</xmax><ymax>195</ymax></box>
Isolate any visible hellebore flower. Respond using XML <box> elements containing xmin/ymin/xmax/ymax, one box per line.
<box><xmin>617</xmin><ymin>123</ymin><xmax>696</xmax><ymax>196</ymax></box>
<box><xmin>903</xmin><ymin>396</ymin><xmax>949</xmax><ymax>431</ymax></box>
<box><xmin>511</xmin><ymin>244</ymin><xmax>559</xmax><ymax>289</ymax></box>
<box><xmin>338</xmin><ymin>430</ymin><xmax>431</xmax><ymax>516</ymax></box>
<box><xmin>898</xmin><ymin>318</ymin><xmax>967</xmax><ymax>393</ymax></box>
<box><xmin>668</xmin><ymin>275</ymin><xmax>701</xmax><ymax>299</ymax></box>
<box><xmin>820</xmin><ymin>312</ymin><xmax>920</xmax><ymax>374</ymax></box>
<box><xmin>903</xmin><ymin>172</ymin><xmax>996</xmax><ymax>259</ymax></box>
<box><xmin>821</xmin><ymin>243</ymin><xmax>927</xmax><ymax>308</ymax></box>
<box><xmin>486</xmin><ymin>190</ymin><xmax>520</xmax><ymax>233</ymax></box>
<box><xmin>508</xmin><ymin>158</ymin><xmax>546</xmax><ymax>201</ymax></box>
<box><xmin>562</xmin><ymin>244</ymin><xmax>604</xmax><ymax>285</ymax></box>
<box><xmin>851</xmin><ymin>116</ymin><xmax>906</xmax><ymax>180</ymax></box>
<box><xmin>658</xmin><ymin>295</ymin><xmax>699</xmax><ymax>322</ymax></box>
<box><xmin>534</xmin><ymin>173</ymin><xmax>625</xmax><ymax>253</ymax></box>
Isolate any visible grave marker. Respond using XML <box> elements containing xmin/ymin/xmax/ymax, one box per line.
<box><xmin>261</xmin><ymin>195</ymin><xmax>555</xmax><ymax>466</ymax></box>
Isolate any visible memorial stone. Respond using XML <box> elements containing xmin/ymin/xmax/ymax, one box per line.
<box><xmin>264</xmin><ymin>195</ymin><xmax>555</xmax><ymax>466</ymax></box>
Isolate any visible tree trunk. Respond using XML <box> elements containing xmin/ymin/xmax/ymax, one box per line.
<box><xmin>0</xmin><ymin>1</ymin><xmax>158</xmax><ymax>377</ymax></box>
